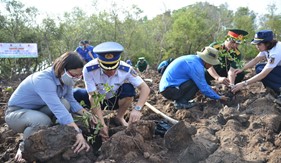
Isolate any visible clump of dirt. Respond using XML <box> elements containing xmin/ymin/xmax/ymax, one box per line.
<box><xmin>1</xmin><ymin>69</ymin><xmax>281</xmax><ymax>163</ymax></box>
<box><xmin>23</xmin><ymin>125</ymin><xmax>97</xmax><ymax>163</ymax></box>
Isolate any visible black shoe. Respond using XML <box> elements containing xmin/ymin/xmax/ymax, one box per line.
<box><xmin>174</xmin><ymin>101</ymin><xmax>196</xmax><ymax>110</ymax></box>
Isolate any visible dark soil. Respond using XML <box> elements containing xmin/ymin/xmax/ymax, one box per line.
<box><xmin>1</xmin><ymin>69</ymin><xmax>281</xmax><ymax>163</ymax></box>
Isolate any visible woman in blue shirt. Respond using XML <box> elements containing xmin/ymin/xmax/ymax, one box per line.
<box><xmin>5</xmin><ymin>52</ymin><xmax>93</xmax><ymax>162</ymax></box>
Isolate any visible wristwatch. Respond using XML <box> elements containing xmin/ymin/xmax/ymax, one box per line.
<box><xmin>134</xmin><ymin>106</ymin><xmax>142</xmax><ymax>111</ymax></box>
<box><xmin>76</xmin><ymin>128</ymin><xmax>82</xmax><ymax>134</ymax></box>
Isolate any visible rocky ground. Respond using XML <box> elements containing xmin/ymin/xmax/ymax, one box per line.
<box><xmin>1</xmin><ymin>69</ymin><xmax>281</xmax><ymax>163</ymax></box>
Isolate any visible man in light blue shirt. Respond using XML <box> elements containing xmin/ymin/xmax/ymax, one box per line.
<box><xmin>159</xmin><ymin>47</ymin><xmax>228</xmax><ymax>109</ymax></box>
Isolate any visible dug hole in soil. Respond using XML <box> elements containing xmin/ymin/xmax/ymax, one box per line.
<box><xmin>1</xmin><ymin>69</ymin><xmax>281</xmax><ymax>163</ymax></box>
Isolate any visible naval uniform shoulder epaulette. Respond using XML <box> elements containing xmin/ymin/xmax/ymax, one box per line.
<box><xmin>86</xmin><ymin>64</ymin><xmax>100</xmax><ymax>72</ymax></box>
<box><xmin>118</xmin><ymin>65</ymin><xmax>130</xmax><ymax>72</ymax></box>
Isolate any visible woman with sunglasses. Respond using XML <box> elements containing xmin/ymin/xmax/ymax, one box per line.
<box><xmin>5</xmin><ymin>52</ymin><xmax>93</xmax><ymax>162</ymax></box>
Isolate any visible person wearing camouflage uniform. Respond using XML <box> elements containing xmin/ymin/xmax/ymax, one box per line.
<box><xmin>205</xmin><ymin>29</ymin><xmax>248</xmax><ymax>86</ymax></box>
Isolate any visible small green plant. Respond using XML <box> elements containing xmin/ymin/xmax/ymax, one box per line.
<box><xmin>75</xmin><ymin>83</ymin><xmax>116</xmax><ymax>144</ymax></box>
<box><xmin>91</xmin><ymin>83</ymin><xmax>116</xmax><ymax>110</ymax></box>
<box><xmin>91</xmin><ymin>92</ymin><xmax>106</xmax><ymax>108</ymax></box>
<box><xmin>75</xmin><ymin>111</ymin><xmax>104</xmax><ymax>144</ymax></box>
<box><xmin>5</xmin><ymin>86</ymin><xmax>13</xmax><ymax>93</ymax></box>
<box><xmin>87</xmin><ymin>120</ymin><xmax>103</xmax><ymax>144</ymax></box>
<box><xmin>75</xmin><ymin>111</ymin><xmax>92</xmax><ymax>128</ymax></box>
<box><xmin>213</xmin><ymin>40</ymin><xmax>246</xmax><ymax>72</ymax></box>
<box><xmin>79</xmin><ymin>100</ymin><xmax>87</xmax><ymax>108</ymax></box>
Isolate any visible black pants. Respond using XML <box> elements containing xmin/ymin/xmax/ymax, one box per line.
<box><xmin>160</xmin><ymin>80</ymin><xmax>198</xmax><ymax>103</ymax></box>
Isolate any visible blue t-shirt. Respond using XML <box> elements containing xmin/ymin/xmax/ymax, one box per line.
<box><xmin>87</xmin><ymin>45</ymin><xmax>98</xmax><ymax>59</ymax></box>
<box><xmin>157</xmin><ymin>60</ymin><xmax>169</xmax><ymax>70</ymax></box>
<box><xmin>75</xmin><ymin>47</ymin><xmax>92</xmax><ymax>62</ymax></box>
<box><xmin>8</xmin><ymin>67</ymin><xmax>83</xmax><ymax>125</ymax></box>
<box><xmin>159</xmin><ymin>55</ymin><xmax>220</xmax><ymax>100</ymax></box>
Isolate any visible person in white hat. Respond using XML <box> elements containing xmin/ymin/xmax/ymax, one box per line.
<box><xmin>73</xmin><ymin>41</ymin><xmax>150</xmax><ymax>142</ymax></box>
<box><xmin>159</xmin><ymin>47</ymin><xmax>228</xmax><ymax>110</ymax></box>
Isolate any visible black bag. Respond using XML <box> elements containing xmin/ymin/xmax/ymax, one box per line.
<box><xmin>154</xmin><ymin>120</ymin><xmax>173</xmax><ymax>137</ymax></box>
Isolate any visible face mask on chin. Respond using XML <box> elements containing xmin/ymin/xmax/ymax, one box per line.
<box><xmin>61</xmin><ymin>69</ymin><xmax>80</xmax><ymax>86</ymax></box>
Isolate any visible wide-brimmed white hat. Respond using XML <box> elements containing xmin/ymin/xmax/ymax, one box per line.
<box><xmin>197</xmin><ymin>47</ymin><xmax>220</xmax><ymax>65</ymax></box>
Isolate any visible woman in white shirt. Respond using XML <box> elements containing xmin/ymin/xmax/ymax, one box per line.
<box><xmin>232</xmin><ymin>30</ymin><xmax>281</xmax><ymax>95</ymax></box>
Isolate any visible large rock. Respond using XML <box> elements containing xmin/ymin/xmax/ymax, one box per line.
<box><xmin>164</xmin><ymin>121</ymin><xmax>196</xmax><ymax>151</ymax></box>
<box><xmin>23</xmin><ymin>125</ymin><xmax>97</xmax><ymax>163</ymax></box>
<box><xmin>164</xmin><ymin>120</ymin><xmax>209</xmax><ymax>163</ymax></box>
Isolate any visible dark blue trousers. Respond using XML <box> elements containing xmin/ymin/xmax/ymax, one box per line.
<box><xmin>73</xmin><ymin>83</ymin><xmax>136</xmax><ymax>109</ymax></box>
<box><xmin>255</xmin><ymin>63</ymin><xmax>281</xmax><ymax>94</ymax></box>
<box><xmin>160</xmin><ymin>80</ymin><xmax>198</xmax><ymax>103</ymax></box>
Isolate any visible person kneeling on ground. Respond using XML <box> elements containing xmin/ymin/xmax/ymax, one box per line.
<box><xmin>73</xmin><ymin>41</ymin><xmax>150</xmax><ymax>142</ymax></box>
<box><xmin>135</xmin><ymin>57</ymin><xmax>149</xmax><ymax>73</ymax></box>
<box><xmin>157</xmin><ymin>58</ymin><xmax>174</xmax><ymax>75</ymax></box>
<box><xmin>5</xmin><ymin>52</ymin><xmax>95</xmax><ymax>162</ymax></box>
<box><xmin>159</xmin><ymin>47</ymin><xmax>228</xmax><ymax>110</ymax></box>
<box><xmin>232</xmin><ymin>30</ymin><xmax>281</xmax><ymax>97</ymax></box>
<box><xmin>206</xmin><ymin>29</ymin><xmax>248</xmax><ymax>86</ymax></box>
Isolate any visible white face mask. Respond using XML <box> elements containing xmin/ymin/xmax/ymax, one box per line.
<box><xmin>61</xmin><ymin>69</ymin><xmax>80</xmax><ymax>86</ymax></box>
